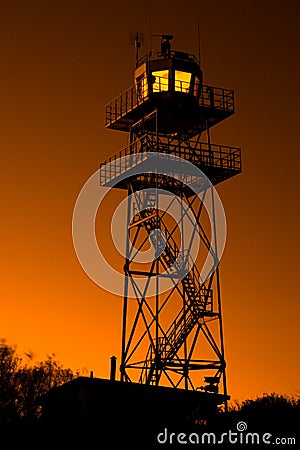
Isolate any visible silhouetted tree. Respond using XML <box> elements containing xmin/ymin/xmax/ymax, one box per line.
<box><xmin>14</xmin><ymin>354</ymin><xmax>75</xmax><ymax>421</ymax></box>
<box><xmin>0</xmin><ymin>340</ymin><xmax>75</xmax><ymax>427</ymax></box>
<box><xmin>0</xmin><ymin>342</ymin><xmax>21</xmax><ymax>425</ymax></box>
<box><xmin>227</xmin><ymin>392</ymin><xmax>300</xmax><ymax>434</ymax></box>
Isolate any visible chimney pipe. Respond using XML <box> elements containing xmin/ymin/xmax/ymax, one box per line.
<box><xmin>110</xmin><ymin>356</ymin><xmax>117</xmax><ymax>381</ymax></box>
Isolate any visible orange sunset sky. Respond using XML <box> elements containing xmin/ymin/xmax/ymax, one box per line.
<box><xmin>1</xmin><ymin>0</ymin><xmax>299</xmax><ymax>403</ymax></box>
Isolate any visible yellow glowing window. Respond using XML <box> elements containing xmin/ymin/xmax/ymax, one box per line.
<box><xmin>136</xmin><ymin>75</ymin><xmax>148</xmax><ymax>101</ymax></box>
<box><xmin>152</xmin><ymin>70</ymin><xmax>169</xmax><ymax>92</ymax></box>
<box><xmin>175</xmin><ymin>70</ymin><xmax>191</xmax><ymax>93</ymax></box>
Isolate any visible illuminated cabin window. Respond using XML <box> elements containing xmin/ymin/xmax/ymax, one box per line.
<box><xmin>175</xmin><ymin>70</ymin><xmax>191</xmax><ymax>93</ymax></box>
<box><xmin>152</xmin><ymin>70</ymin><xmax>169</xmax><ymax>92</ymax></box>
<box><xmin>136</xmin><ymin>74</ymin><xmax>148</xmax><ymax>101</ymax></box>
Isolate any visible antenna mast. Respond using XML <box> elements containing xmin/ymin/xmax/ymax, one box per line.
<box><xmin>135</xmin><ymin>32</ymin><xmax>140</xmax><ymax>68</ymax></box>
<box><xmin>147</xmin><ymin>0</ymin><xmax>152</xmax><ymax>54</ymax></box>
<box><xmin>129</xmin><ymin>32</ymin><xmax>144</xmax><ymax>68</ymax></box>
<box><xmin>197</xmin><ymin>19</ymin><xmax>201</xmax><ymax>67</ymax></box>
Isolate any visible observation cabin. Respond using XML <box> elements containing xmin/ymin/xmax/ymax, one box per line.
<box><xmin>105</xmin><ymin>35</ymin><xmax>234</xmax><ymax>136</ymax></box>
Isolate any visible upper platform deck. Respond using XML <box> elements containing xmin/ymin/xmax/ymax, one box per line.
<box><xmin>105</xmin><ymin>81</ymin><xmax>234</xmax><ymax>137</ymax></box>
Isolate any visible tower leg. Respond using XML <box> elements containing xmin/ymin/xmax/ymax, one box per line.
<box><xmin>120</xmin><ymin>188</ymin><xmax>132</xmax><ymax>382</ymax></box>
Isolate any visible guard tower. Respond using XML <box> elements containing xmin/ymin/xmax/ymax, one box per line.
<box><xmin>100</xmin><ymin>35</ymin><xmax>241</xmax><ymax>408</ymax></box>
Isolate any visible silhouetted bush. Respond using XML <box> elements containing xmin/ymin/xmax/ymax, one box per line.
<box><xmin>226</xmin><ymin>392</ymin><xmax>300</xmax><ymax>437</ymax></box>
<box><xmin>0</xmin><ymin>340</ymin><xmax>75</xmax><ymax>427</ymax></box>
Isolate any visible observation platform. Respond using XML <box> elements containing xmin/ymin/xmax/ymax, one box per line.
<box><xmin>99</xmin><ymin>135</ymin><xmax>241</xmax><ymax>193</ymax></box>
<box><xmin>105</xmin><ymin>82</ymin><xmax>234</xmax><ymax>137</ymax></box>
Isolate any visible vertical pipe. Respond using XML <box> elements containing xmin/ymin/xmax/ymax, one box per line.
<box><xmin>207</xmin><ymin>119</ymin><xmax>213</xmax><ymax>166</ymax></box>
<box><xmin>212</xmin><ymin>185</ymin><xmax>228</xmax><ymax>411</ymax></box>
<box><xmin>110</xmin><ymin>356</ymin><xmax>117</xmax><ymax>381</ymax></box>
<box><xmin>197</xmin><ymin>19</ymin><xmax>201</xmax><ymax>67</ymax></box>
<box><xmin>120</xmin><ymin>295</ymin><xmax>128</xmax><ymax>381</ymax></box>
<box><xmin>181</xmin><ymin>191</ymin><xmax>188</xmax><ymax>391</ymax></box>
<box><xmin>147</xmin><ymin>0</ymin><xmax>152</xmax><ymax>55</ymax></box>
<box><xmin>216</xmin><ymin>266</ymin><xmax>228</xmax><ymax>412</ymax></box>
<box><xmin>155</xmin><ymin>136</ymin><xmax>159</xmax><ymax>386</ymax></box>
<box><xmin>155</xmin><ymin>110</ymin><xmax>159</xmax><ymax>385</ymax></box>
<box><xmin>155</xmin><ymin>237</ymin><xmax>159</xmax><ymax>386</ymax></box>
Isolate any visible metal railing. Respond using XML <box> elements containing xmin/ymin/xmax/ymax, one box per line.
<box><xmin>138</xmin><ymin>50</ymin><xmax>200</xmax><ymax>67</ymax></box>
<box><xmin>105</xmin><ymin>80</ymin><xmax>150</xmax><ymax>126</ymax></box>
<box><xmin>199</xmin><ymin>85</ymin><xmax>234</xmax><ymax>111</ymax></box>
<box><xmin>105</xmin><ymin>76</ymin><xmax>234</xmax><ymax>128</ymax></box>
<box><xmin>174</xmin><ymin>79</ymin><xmax>190</xmax><ymax>93</ymax></box>
<box><xmin>145</xmin><ymin>134</ymin><xmax>241</xmax><ymax>172</ymax></box>
<box><xmin>99</xmin><ymin>135</ymin><xmax>241</xmax><ymax>186</ymax></box>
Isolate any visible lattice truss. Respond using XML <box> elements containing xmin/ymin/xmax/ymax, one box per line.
<box><xmin>119</xmin><ymin>131</ymin><xmax>228</xmax><ymax>395</ymax></box>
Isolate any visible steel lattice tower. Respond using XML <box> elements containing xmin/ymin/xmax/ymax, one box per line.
<box><xmin>100</xmin><ymin>35</ymin><xmax>241</xmax><ymax>408</ymax></box>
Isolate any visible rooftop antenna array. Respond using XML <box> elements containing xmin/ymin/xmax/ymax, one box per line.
<box><xmin>197</xmin><ymin>19</ymin><xmax>201</xmax><ymax>67</ymax></box>
<box><xmin>154</xmin><ymin>34</ymin><xmax>174</xmax><ymax>58</ymax></box>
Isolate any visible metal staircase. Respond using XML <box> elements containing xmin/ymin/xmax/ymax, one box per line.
<box><xmin>131</xmin><ymin>189</ymin><xmax>215</xmax><ymax>385</ymax></box>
